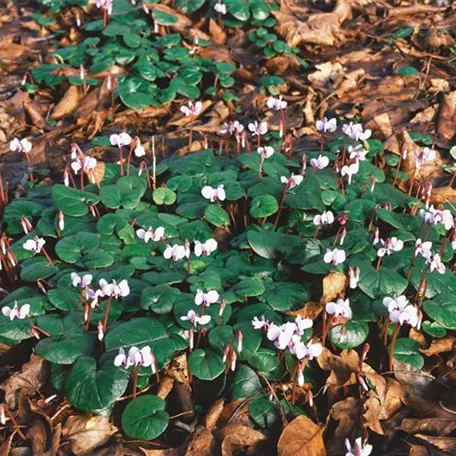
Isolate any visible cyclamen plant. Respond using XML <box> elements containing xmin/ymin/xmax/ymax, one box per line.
<box><xmin>1</xmin><ymin>102</ymin><xmax>453</xmax><ymax>451</ymax></box>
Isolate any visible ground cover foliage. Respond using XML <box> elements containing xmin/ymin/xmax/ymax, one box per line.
<box><xmin>1</xmin><ymin>0</ymin><xmax>456</xmax><ymax>455</ymax></box>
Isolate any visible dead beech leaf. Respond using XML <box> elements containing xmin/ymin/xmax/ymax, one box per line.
<box><xmin>219</xmin><ymin>423</ymin><xmax>266</xmax><ymax>456</ymax></box>
<box><xmin>308</xmin><ymin>62</ymin><xmax>345</xmax><ymax>88</ymax></box>
<box><xmin>165</xmin><ymin>353</ymin><xmax>190</xmax><ymax>387</ymax></box>
<box><xmin>288</xmin><ymin>301</ymin><xmax>323</xmax><ymax>321</ymax></box>
<box><xmin>23</xmin><ymin>100</ymin><xmax>46</xmax><ymax>129</ymax></box>
<box><xmin>185</xmin><ymin>426</ymin><xmax>215</xmax><ymax>456</ymax></box>
<box><xmin>363</xmin><ymin>395</ymin><xmax>384</xmax><ymax>435</ymax></box>
<box><xmin>62</xmin><ymin>415</ymin><xmax>118</xmax><ymax>455</ymax></box>
<box><xmin>157</xmin><ymin>376</ymin><xmax>175</xmax><ymax>400</ymax></box>
<box><xmin>3</xmin><ymin>354</ymin><xmax>49</xmax><ymax>409</ymax></box>
<box><xmin>437</xmin><ymin>92</ymin><xmax>456</xmax><ymax>142</ymax></box>
<box><xmin>322</xmin><ymin>272</ymin><xmax>348</xmax><ymax>302</ymax></box>
<box><xmin>205</xmin><ymin>398</ymin><xmax>225</xmax><ymax>431</ymax></box>
<box><xmin>317</xmin><ymin>348</ymin><xmax>359</xmax><ymax>389</ymax></box>
<box><xmin>329</xmin><ymin>397</ymin><xmax>361</xmax><ymax>453</ymax></box>
<box><xmin>430</xmin><ymin>186</ymin><xmax>456</xmax><ymax>205</ymax></box>
<box><xmin>277</xmin><ymin>415</ymin><xmax>326</xmax><ymax>456</ymax></box>
<box><xmin>420</xmin><ymin>336</ymin><xmax>456</xmax><ymax>357</ymax></box>
<box><xmin>400</xmin><ymin>418</ymin><xmax>456</xmax><ymax>436</ymax></box>
<box><xmin>414</xmin><ymin>435</ymin><xmax>456</xmax><ymax>454</ymax></box>
<box><xmin>50</xmin><ymin>85</ymin><xmax>81</xmax><ymax>119</ymax></box>
<box><xmin>209</xmin><ymin>19</ymin><xmax>227</xmax><ymax>45</ymax></box>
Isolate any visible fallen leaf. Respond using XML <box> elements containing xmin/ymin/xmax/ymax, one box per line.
<box><xmin>308</xmin><ymin>62</ymin><xmax>345</xmax><ymax>88</ymax></box>
<box><xmin>23</xmin><ymin>100</ymin><xmax>46</xmax><ymax>129</ymax></box>
<box><xmin>317</xmin><ymin>348</ymin><xmax>359</xmax><ymax>389</ymax></box>
<box><xmin>219</xmin><ymin>423</ymin><xmax>266</xmax><ymax>456</ymax></box>
<box><xmin>400</xmin><ymin>418</ymin><xmax>456</xmax><ymax>436</ymax></box>
<box><xmin>329</xmin><ymin>397</ymin><xmax>361</xmax><ymax>453</ymax></box>
<box><xmin>50</xmin><ymin>85</ymin><xmax>81</xmax><ymax>120</ymax></box>
<box><xmin>322</xmin><ymin>272</ymin><xmax>348</xmax><ymax>302</ymax></box>
<box><xmin>363</xmin><ymin>395</ymin><xmax>384</xmax><ymax>435</ymax></box>
<box><xmin>277</xmin><ymin>415</ymin><xmax>326</xmax><ymax>456</ymax></box>
<box><xmin>208</xmin><ymin>19</ymin><xmax>227</xmax><ymax>45</ymax></box>
<box><xmin>205</xmin><ymin>398</ymin><xmax>224</xmax><ymax>431</ymax></box>
<box><xmin>157</xmin><ymin>376</ymin><xmax>175</xmax><ymax>400</ymax></box>
<box><xmin>414</xmin><ymin>435</ymin><xmax>456</xmax><ymax>453</ymax></box>
<box><xmin>62</xmin><ymin>415</ymin><xmax>118</xmax><ymax>455</ymax></box>
<box><xmin>437</xmin><ymin>92</ymin><xmax>456</xmax><ymax>142</ymax></box>
<box><xmin>185</xmin><ymin>426</ymin><xmax>215</xmax><ymax>456</ymax></box>
<box><xmin>420</xmin><ymin>336</ymin><xmax>456</xmax><ymax>357</ymax></box>
<box><xmin>3</xmin><ymin>354</ymin><xmax>49</xmax><ymax>409</ymax></box>
<box><xmin>287</xmin><ymin>301</ymin><xmax>323</xmax><ymax>321</ymax></box>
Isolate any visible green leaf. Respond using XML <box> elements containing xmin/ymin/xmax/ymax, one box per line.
<box><xmin>153</xmin><ymin>188</ymin><xmax>177</xmax><ymax>205</ymax></box>
<box><xmin>176</xmin><ymin>0</ymin><xmax>205</xmax><ymax>13</ymax></box>
<box><xmin>66</xmin><ymin>356</ymin><xmax>129</xmax><ymax>411</ymax></box>
<box><xmin>358</xmin><ymin>266</ymin><xmax>408</xmax><ymax>299</ymax></box>
<box><xmin>250</xmin><ymin>195</ymin><xmax>279</xmax><ymax>218</ymax></box>
<box><xmin>232</xmin><ymin>278</ymin><xmax>265</xmax><ymax>298</ymax></box>
<box><xmin>204</xmin><ymin>205</ymin><xmax>230</xmax><ymax>227</ymax></box>
<box><xmin>121</xmin><ymin>395</ymin><xmax>169</xmax><ymax>440</ymax></box>
<box><xmin>188</xmin><ymin>348</ymin><xmax>225</xmax><ymax>380</ymax></box>
<box><xmin>52</xmin><ymin>185</ymin><xmax>100</xmax><ymax>217</ymax></box>
<box><xmin>248</xmin><ymin>396</ymin><xmax>278</xmax><ymax>428</ymax></box>
<box><xmin>228</xmin><ymin>364</ymin><xmax>262</xmax><ymax>400</ymax></box>
<box><xmin>393</xmin><ymin>338</ymin><xmax>424</xmax><ymax>369</ymax></box>
<box><xmin>423</xmin><ymin>294</ymin><xmax>456</xmax><ymax>329</ymax></box>
<box><xmin>329</xmin><ymin>321</ymin><xmax>369</xmax><ymax>349</ymax></box>
<box><xmin>263</xmin><ymin>282</ymin><xmax>309</xmax><ymax>312</ymax></box>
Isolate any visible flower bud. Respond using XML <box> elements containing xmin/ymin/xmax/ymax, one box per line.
<box><xmin>189</xmin><ymin>328</ymin><xmax>194</xmax><ymax>351</ymax></box>
<box><xmin>230</xmin><ymin>351</ymin><xmax>237</xmax><ymax>371</ymax></box>
<box><xmin>236</xmin><ymin>331</ymin><xmax>243</xmax><ymax>353</ymax></box>
<box><xmin>97</xmin><ymin>321</ymin><xmax>104</xmax><ymax>341</ymax></box>
<box><xmin>219</xmin><ymin>299</ymin><xmax>226</xmax><ymax>318</ymax></box>
<box><xmin>223</xmin><ymin>344</ymin><xmax>230</xmax><ymax>363</ymax></box>
<box><xmin>58</xmin><ymin>211</ymin><xmax>64</xmax><ymax>231</ymax></box>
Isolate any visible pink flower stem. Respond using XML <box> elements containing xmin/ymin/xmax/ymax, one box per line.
<box><xmin>102</xmin><ymin>296</ymin><xmax>113</xmax><ymax>333</ymax></box>
<box><xmin>274</xmin><ymin>183</ymin><xmax>290</xmax><ymax>229</ymax></box>
<box><xmin>119</xmin><ymin>147</ymin><xmax>124</xmax><ymax>176</ymax></box>
<box><xmin>132</xmin><ymin>366</ymin><xmax>138</xmax><ymax>399</ymax></box>
<box><xmin>189</xmin><ymin>121</ymin><xmax>194</xmax><ymax>152</ymax></box>
<box><xmin>126</xmin><ymin>145</ymin><xmax>133</xmax><ymax>176</ymax></box>
<box><xmin>41</xmin><ymin>248</ymin><xmax>54</xmax><ymax>266</ymax></box>
<box><xmin>375</xmin><ymin>256</ymin><xmax>382</xmax><ymax>272</ymax></box>
<box><xmin>258</xmin><ymin>156</ymin><xmax>264</xmax><ymax>179</ymax></box>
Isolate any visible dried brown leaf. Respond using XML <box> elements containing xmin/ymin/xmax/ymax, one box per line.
<box><xmin>209</xmin><ymin>19</ymin><xmax>227</xmax><ymax>45</ymax></box>
<box><xmin>185</xmin><ymin>426</ymin><xmax>215</xmax><ymax>456</ymax></box>
<box><xmin>50</xmin><ymin>85</ymin><xmax>81</xmax><ymax>120</ymax></box>
<box><xmin>414</xmin><ymin>435</ymin><xmax>456</xmax><ymax>453</ymax></box>
<box><xmin>62</xmin><ymin>415</ymin><xmax>118</xmax><ymax>455</ymax></box>
<box><xmin>205</xmin><ymin>398</ymin><xmax>225</xmax><ymax>431</ymax></box>
<box><xmin>277</xmin><ymin>415</ymin><xmax>326</xmax><ymax>456</ymax></box>
<box><xmin>317</xmin><ymin>348</ymin><xmax>359</xmax><ymax>388</ymax></box>
<box><xmin>322</xmin><ymin>272</ymin><xmax>348</xmax><ymax>302</ymax></box>
<box><xmin>157</xmin><ymin>376</ymin><xmax>175</xmax><ymax>400</ymax></box>
<box><xmin>287</xmin><ymin>302</ymin><xmax>323</xmax><ymax>321</ymax></box>
<box><xmin>23</xmin><ymin>100</ymin><xmax>46</xmax><ymax>129</ymax></box>
<box><xmin>3</xmin><ymin>354</ymin><xmax>48</xmax><ymax>409</ymax></box>
<box><xmin>363</xmin><ymin>395</ymin><xmax>384</xmax><ymax>435</ymax></box>
<box><xmin>420</xmin><ymin>337</ymin><xmax>456</xmax><ymax>357</ymax></box>
<box><xmin>219</xmin><ymin>423</ymin><xmax>266</xmax><ymax>456</ymax></box>
<box><xmin>437</xmin><ymin>93</ymin><xmax>456</xmax><ymax>142</ymax></box>
<box><xmin>401</xmin><ymin>418</ymin><xmax>456</xmax><ymax>436</ymax></box>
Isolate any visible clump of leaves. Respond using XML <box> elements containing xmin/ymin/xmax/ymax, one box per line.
<box><xmin>1</xmin><ymin>105</ymin><xmax>455</xmax><ymax>446</ymax></box>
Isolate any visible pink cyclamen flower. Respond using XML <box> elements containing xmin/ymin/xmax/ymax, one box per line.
<box><xmin>134</xmin><ymin>141</ymin><xmax>145</xmax><ymax>157</ymax></box>
<box><xmin>71</xmin><ymin>151</ymin><xmax>97</xmax><ymax>175</ymax></box>
<box><xmin>345</xmin><ymin>437</ymin><xmax>373</xmax><ymax>456</ymax></box>
<box><xmin>342</xmin><ymin>122</ymin><xmax>371</xmax><ymax>141</ymax></box>
<box><xmin>201</xmin><ymin>184</ymin><xmax>226</xmax><ymax>202</ymax></box>
<box><xmin>267</xmin><ymin>96</ymin><xmax>287</xmax><ymax>110</ymax></box>
<box><xmin>195</xmin><ymin>289</ymin><xmax>219</xmax><ymax>307</ymax></box>
<box><xmin>310</xmin><ymin>155</ymin><xmax>329</xmax><ymax>169</ymax></box>
<box><xmin>194</xmin><ymin>239</ymin><xmax>217</xmax><ymax>257</ymax></box>
<box><xmin>377</xmin><ymin>237</ymin><xmax>403</xmax><ymax>257</ymax></box>
<box><xmin>214</xmin><ymin>3</ymin><xmax>227</xmax><ymax>14</ymax></box>
<box><xmin>316</xmin><ymin>117</ymin><xmax>337</xmax><ymax>133</ymax></box>
<box><xmin>348</xmin><ymin>266</ymin><xmax>360</xmax><ymax>289</ymax></box>
<box><xmin>2</xmin><ymin>301</ymin><xmax>30</xmax><ymax>320</ymax></box>
<box><xmin>10</xmin><ymin>137</ymin><xmax>32</xmax><ymax>154</ymax></box>
<box><xmin>324</xmin><ymin>248</ymin><xmax>346</xmax><ymax>265</ymax></box>
<box><xmin>414</xmin><ymin>238</ymin><xmax>432</xmax><ymax>260</ymax></box>
<box><xmin>110</xmin><ymin>132</ymin><xmax>132</xmax><ymax>148</ymax></box>
<box><xmin>383</xmin><ymin>296</ymin><xmax>419</xmax><ymax>328</ymax></box>
<box><xmin>291</xmin><ymin>339</ymin><xmax>323</xmax><ymax>361</ymax></box>
<box><xmin>280</xmin><ymin>173</ymin><xmax>303</xmax><ymax>189</ymax></box>
<box><xmin>180</xmin><ymin>101</ymin><xmax>202</xmax><ymax>117</ymax></box>
<box><xmin>326</xmin><ymin>298</ymin><xmax>352</xmax><ymax>319</ymax></box>
<box><xmin>71</xmin><ymin>273</ymin><xmax>92</xmax><ymax>288</ymax></box>
<box><xmin>23</xmin><ymin>236</ymin><xmax>46</xmax><ymax>254</ymax></box>
<box><xmin>136</xmin><ymin>226</ymin><xmax>165</xmax><ymax>243</ymax></box>
<box><xmin>313</xmin><ymin>210</ymin><xmax>334</xmax><ymax>226</ymax></box>
<box><xmin>181</xmin><ymin>310</ymin><xmax>211</xmax><ymax>327</ymax></box>
<box><xmin>257</xmin><ymin>146</ymin><xmax>274</xmax><ymax>159</ymax></box>
<box><xmin>429</xmin><ymin>253</ymin><xmax>445</xmax><ymax>274</ymax></box>
<box><xmin>114</xmin><ymin>346</ymin><xmax>155</xmax><ymax>370</ymax></box>
<box><xmin>252</xmin><ymin>315</ymin><xmax>269</xmax><ymax>330</ymax></box>
<box><xmin>164</xmin><ymin>244</ymin><xmax>189</xmax><ymax>261</ymax></box>
<box><xmin>414</xmin><ymin>147</ymin><xmax>436</xmax><ymax>169</ymax></box>
<box><xmin>248</xmin><ymin>121</ymin><xmax>268</xmax><ymax>137</ymax></box>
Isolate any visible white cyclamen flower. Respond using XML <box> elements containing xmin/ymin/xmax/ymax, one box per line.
<box><xmin>99</xmin><ymin>279</ymin><xmax>130</xmax><ymax>298</ymax></box>
<box><xmin>313</xmin><ymin>210</ymin><xmax>334</xmax><ymax>226</ymax></box>
<box><xmin>326</xmin><ymin>298</ymin><xmax>352</xmax><ymax>319</ymax></box>
<box><xmin>383</xmin><ymin>296</ymin><xmax>419</xmax><ymax>328</ymax></box>
<box><xmin>194</xmin><ymin>239</ymin><xmax>217</xmax><ymax>257</ymax></box>
<box><xmin>280</xmin><ymin>173</ymin><xmax>303</xmax><ymax>189</ymax></box>
<box><xmin>414</xmin><ymin>147</ymin><xmax>436</xmax><ymax>169</ymax></box>
<box><xmin>348</xmin><ymin>266</ymin><xmax>360</xmax><ymax>289</ymax></box>
<box><xmin>310</xmin><ymin>155</ymin><xmax>329</xmax><ymax>169</ymax></box>
<box><xmin>71</xmin><ymin>273</ymin><xmax>93</xmax><ymax>288</ymax></box>
<box><xmin>257</xmin><ymin>146</ymin><xmax>274</xmax><ymax>159</ymax></box>
<box><xmin>10</xmin><ymin>137</ymin><xmax>32</xmax><ymax>154</ymax></box>
<box><xmin>2</xmin><ymin>301</ymin><xmax>30</xmax><ymax>321</ymax></box>
<box><xmin>195</xmin><ymin>289</ymin><xmax>219</xmax><ymax>307</ymax></box>
<box><xmin>292</xmin><ymin>340</ymin><xmax>323</xmax><ymax>361</ymax></box>
<box><xmin>201</xmin><ymin>184</ymin><xmax>226</xmax><ymax>202</ymax></box>
<box><xmin>164</xmin><ymin>244</ymin><xmax>189</xmax><ymax>261</ymax></box>
<box><xmin>214</xmin><ymin>3</ymin><xmax>227</xmax><ymax>14</ymax></box>
<box><xmin>23</xmin><ymin>236</ymin><xmax>46</xmax><ymax>254</ymax></box>
<box><xmin>316</xmin><ymin>117</ymin><xmax>337</xmax><ymax>133</ymax></box>
<box><xmin>180</xmin><ymin>101</ymin><xmax>202</xmax><ymax>117</ymax></box>
<box><xmin>110</xmin><ymin>132</ymin><xmax>132</xmax><ymax>147</ymax></box>
<box><xmin>181</xmin><ymin>310</ymin><xmax>211</xmax><ymax>327</ymax></box>
<box><xmin>377</xmin><ymin>237</ymin><xmax>403</xmax><ymax>257</ymax></box>
<box><xmin>345</xmin><ymin>437</ymin><xmax>373</xmax><ymax>456</ymax></box>
<box><xmin>267</xmin><ymin>96</ymin><xmax>287</xmax><ymax>110</ymax></box>
<box><xmin>429</xmin><ymin>253</ymin><xmax>445</xmax><ymax>274</ymax></box>
<box><xmin>324</xmin><ymin>248</ymin><xmax>346</xmax><ymax>265</ymax></box>
<box><xmin>248</xmin><ymin>121</ymin><xmax>268</xmax><ymax>136</ymax></box>
<box><xmin>137</xmin><ymin>226</ymin><xmax>165</xmax><ymax>243</ymax></box>
<box><xmin>348</xmin><ymin>144</ymin><xmax>368</xmax><ymax>161</ymax></box>
<box><xmin>341</xmin><ymin>161</ymin><xmax>360</xmax><ymax>185</ymax></box>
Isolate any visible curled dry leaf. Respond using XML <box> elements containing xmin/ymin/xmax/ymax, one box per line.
<box><xmin>400</xmin><ymin>418</ymin><xmax>456</xmax><ymax>437</ymax></box>
<box><xmin>205</xmin><ymin>398</ymin><xmax>225</xmax><ymax>431</ymax></box>
<box><xmin>164</xmin><ymin>353</ymin><xmax>191</xmax><ymax>385</ymax></box>
<box><xmin>437</xmin><ymin>92</ymin><xmax>456</xmax><ymax>142</ymax></box>
<box><xmin>185</xmin><ymin>425</ymin><xmax>215</xmax><ymax>456</ymax></box>
<box><xmin>157</xmin><ymin>376</ymin><xmax>175</xmax><ymax>400</ymax></box>
<box><xmin>62</xmin><ymin>415</ymin><xmax>118</xmax><ymax>455</ymax></box>
<box><xmin>277</xmin><ymin>415</ymin><xmax>326</xmax><ymax>456</ymax></box>
<box><xmin>329</xmin><ymin>397</ymin><xmax>362</xmax><ymax>454</ymax></box>
<box><xmin>322</xmin><ymin>272</ymin><xmax>348</xmax><ymax>302</ymax></box>
<box><xmin>420</xmin><ymin>336</ymin><xmax>456</xmax><ymax>357</ymax></box>
<box><xmin>414</xmin><ymin>435</ymin><xmax>456</xmax><ymax>454</ymax></box>
<box><xmin>317</xmin><ymin>348</ymin><xmax>359</xmax><ymax>389</ymax></box>
<box><xmin>219</xmin><ymin>423</ymin><xmax>266</xmax><ymax>456</ymax></box>
<box><xmin>50</xmin><ymin>85</ymin><xmax>81</xmax><ymax>120</ymax></box>
<box><xmin>363</xmin><ymin>394</ymin><xmax>384</xmax><ymax>435</ymax></box>
<box><xmin>287</xmin><ymin>301</ymin><xmax>323</xmax><ymax>321</ymax></box>
<box><xmin>430</xmin><ymin>186</ymin><xmax>456</xmax><ymax>205</ymax></box>
<box><xmin>308</xmin><ymin>62</ymin><xmax>345</xmax><ymax>88</ymax></box>
<box><xmin>2</xmin><ymin>354</ymin><xmax>49</xmax><ymax>409</ymax></box>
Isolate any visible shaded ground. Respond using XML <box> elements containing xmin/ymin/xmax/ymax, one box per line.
<box><xmin>0</xmin><ymin>1</ymin><xmax>456</xmax><ymax>455</ymax></box>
